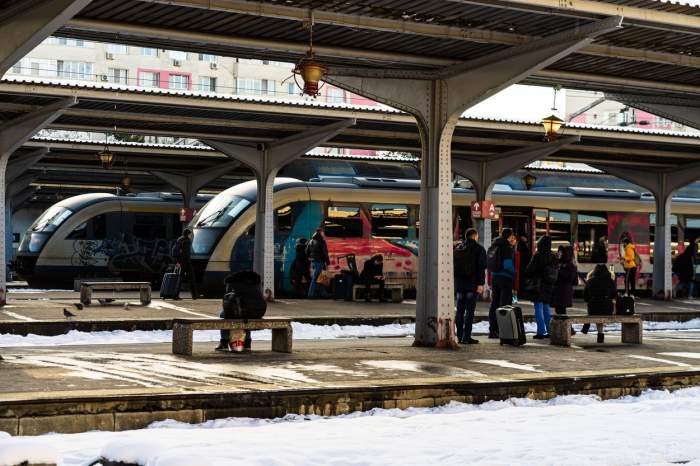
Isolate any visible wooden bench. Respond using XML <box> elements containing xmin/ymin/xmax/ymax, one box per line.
<box><xmin>550</xmin><ymin>314</ymin><xmax>643</xmax><ymax>347</ymax></box>
<box><xmin>172</xmin><ymin>318</ymin><xmax>293</xmax><ymax>356</ymax></box>
<box><xmin>80</xmin><ymin>281</ymin><xmax>151</xmax><ymax>306</ymax></box>
<box><xmin>352</xmin><ymin>284</ymin><xmax>403</xmax><ymax>302</ymax></box>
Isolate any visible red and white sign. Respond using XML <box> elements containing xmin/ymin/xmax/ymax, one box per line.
<box><xmin>471</xmin><ymin>201</ymin><xmax>497</xmax><ymax>220</ymax></box>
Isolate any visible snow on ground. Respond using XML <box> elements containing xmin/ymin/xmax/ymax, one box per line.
<box><xmin>2</xmin><ymin>319</ymin><xmax>700</xmax><ymax>347</ymax></box>
<box><xmin>3</xmin><ymin>388</ymin><xmax>700</xmax><ymax>466</ymax></box>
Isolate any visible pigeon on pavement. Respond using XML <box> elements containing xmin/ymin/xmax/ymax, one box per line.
<box><xmin>73</xmin><ymin>303</ymin><xmax>84</xmax><ymax>310</ymax></box>
<box><xmin>63</xmin><ymin>308</ymin><xmax>76</xmax><ymax>318</ymax></box>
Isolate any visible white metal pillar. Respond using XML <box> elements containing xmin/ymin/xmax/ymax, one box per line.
<box><xmin>592</xmin><ymin>162</ymin><xmax>700</xmax><ymax>299</ymax></box>
<box><xmin>150</xmin><ymin>161</ymin><xmax>240</xmax><ymax>209</ymax></box>
<box><xmin>327</xmin><ymin>17</ymin><xmax>619</xmax><ymax>347</ymax></box>
<box><xmin>0</xmin><ymin>0</ymin><xmax>92</xmax><ymax>76</ymax></box>
<box><xmin>452</xmin><ymin>137</ymin><xmax>580</xmax><ymax>248</ymax></box>
<box><xmin>0</xmin><ymin>98</ymin><xmax>76</xmax><ymax>305</ymax></box>
<box><xmin>203</xmin><ymin>118</ymin><xmax>356</xmax><ymax>297</ymax></box>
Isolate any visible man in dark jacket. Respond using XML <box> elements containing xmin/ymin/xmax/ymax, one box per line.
<box><xmin>454</xmin><ymin>228</ymin><xmax>487</xmax><ymax>344</ymax></box>
<box><xmin>306</xmin><ymin>229</ymin><xmax>330</xmax><ymax>298</ymax></box>
<box><xmin>488</xmin><ymin>227</ymin><xmax>516</xmax><ymax>338</ymax></box>
<box><xmin>174</xmin><ymin>228</ymin><xmax>197</xmax><ymax>300</ymax></box>
<box><xmin>290</xmin><ymin>237</ymin><xmax>311</xmax><ymax>298</ymax></box>
<box><xmin>517</xmin><ymin>232</ymin><xmax>532</xmax><ymax>296</ymax></box>
<box><xmin>361</xmin><ymin>254</ymin><xmax>387</xmax><ymax>302</ymax></box>
<box><xmin>673</xmin><ymin>242</ymin><xmax>696</xmax><ymax>299</ymax></box>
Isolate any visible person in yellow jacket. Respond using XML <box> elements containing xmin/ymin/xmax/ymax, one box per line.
<box><xmin>620</xmin><ymin>232</ymin><xmax>640</xmax><ymax>295</ymax></box>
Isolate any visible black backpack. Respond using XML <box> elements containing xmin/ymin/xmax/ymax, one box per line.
<box><xmin>486</xmin><ymin>243</ymin><xmax>502</xmax><ymax>273</ymax></box>
<box><xmin>222</xmin><ymin>271</ymin><xmax>267</xmax><ymax>319</ymax></box>
<box><xmin>454</xmin><ymin>243</ymin><xmax>476</xmax><ymax>278</ymax></box>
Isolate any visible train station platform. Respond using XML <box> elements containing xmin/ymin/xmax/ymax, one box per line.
<box><xmin>2</xmin><ymin>328</ymin><xmax>700</xmax><ymax>436</ymax></box>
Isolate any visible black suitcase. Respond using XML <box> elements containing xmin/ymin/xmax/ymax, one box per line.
<box><xmin>160</xmin><ymin>265</ymin><xmax>181</xmax><ymax>299</ymax></box>
<box><xmin>332</xmin><ymin>272</ymin><xmax>353</xmax><ymax>300</ymax></box>
<box><xmin>496</xmin><ymin>305</ymin><xmax>527</xmax><ymax>346</ymax></box>
<box><xmin>616</xmin><ymin>293</ymin><xmax>635</xmax><ymax>316</ymax></box>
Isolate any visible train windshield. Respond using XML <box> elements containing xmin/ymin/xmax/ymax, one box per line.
<box><xmin>191</xmin><ymin>194</ymin><xmax>251</xmax><ymax>254</ymax></box>
<box><xmin>31</xmin><ymin>206</ymin><xmax>73</xmax><ymax>233</ymax></box>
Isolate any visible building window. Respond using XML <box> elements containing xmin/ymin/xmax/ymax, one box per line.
<box><xmin>46</xmin><ymin>37</ymin><xmax>91</xmax><ymax>47</ymax></box>
<box><xmin>107</xmin><ymin>43</ymin><xmax>129</xmax><ymax>54</ymax></box>
<box><xmin>198</xmin><ymin>54</ymin><xmax>217</xmax><ymax>62</ymax></box>
<box><xmin>327</xmin><ymin>87</ymin><xmax>345</xmax><ymax>104</ymax></box>
<box><xmin>261</xmin><ymin>79</ymin><xmax>275</xmax><ymax>95</ymax></box>
<box><xmin>108</xmin><ymin>68</ymin><xmax>128</xmax><ymax>85</ymax></box>
<box><xmin>287</xmin><ymin>82</ymin><xmax>296</xmax><ymax>96</ymax></box>
<box><xmin>57</xmin><ymin>61</ymin><xmax>93</xmax><ymax>80</ymax></box>
<box><xmin>141</xmin><ymin>47</ymin><xmax>159</xmax><ymax>57</ymax></box>
<box><xmin>168</xmin><ymin>50</ymin><xmax>187</xmax><ymax>60</ymax></box>
<box><xmin>138</xmin><ymin>71</ymin><xmax>159</xmax><ymax>88</ymax></box>
<box><xmin>10</xmin><ymin>60</ymin><xmax>24</xmax><ymax>74</ymax></box>
<box><xmin>169</xmin><ymin>74</ymin><xmax>189</xmax><ymax>90</ymax></box>
<box><xmin>237</xmin><ymin>78</ymin><xmax>262</xmax><ymax>95</ymax></box>
<box><xmin>199</xmin><ymin>77</ymin><xmax>216</xmax><ymax>92</ymax></box>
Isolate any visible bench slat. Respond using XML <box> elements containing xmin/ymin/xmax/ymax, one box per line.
<box><xmin>172</xmin><ymin>319</ymin><xmax>293</xmax><ymax>356</ymax></box>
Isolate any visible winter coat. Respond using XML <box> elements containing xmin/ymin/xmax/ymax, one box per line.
<box><xmin>491</xmin><ymin>236</ymin><xmax>516</xmax><ymax>280</ymax></box>
<box><xmin>361</xmin><ymin>256</ymin><xmax>384</xmax><ymax>281</ymax></box>
<box><xmin>174</xmin><ymin>235</ymin><xmax>192</xmax><ymax>262</ymax></box>
<box><xmin>290</xmin><ymin>240</ymin><xmax>310</xmax><ymax>281</ymax></box>
<box><xmin>551</xmin><ymin>245</ymin><xmax>578</xmax><ymax>309</ymax></box>
<box><xmin>673</xmin><ymin>246</ymin><xmax>696</xmax><ymax>282</ymax></box>
<box><xmin>306</xmin><ymin>232</ymin><xmax>329</xmax><ymax>264</ymax></box>
<box><xmin>517</xmin><ymin>240</ymin><xmax>532</xmax><ymax>290</ymax></box>
<box><xmin>454</xmin><ymin>238</ymin><xmax>487</xmax><ymax>293</ymax></box>
<box><xmin>525</xmin><ymin>236</ymin><xmax>558</xmax><ymax>303</ymax></box>
<box><xmin>584</xmin><ymin>264</ymin><xmax>617</xmax><ymax>315</ymax></box>
<box><xmin>622</xmin><ymin>242</ymin><xmax>637</xmax><ymax>270</ymax></box>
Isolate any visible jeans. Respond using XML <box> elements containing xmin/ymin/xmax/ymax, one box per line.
<box><xmin>456</xmin><ymin>291</ymin><xmax>478</xmax><ymax>342</ymax></box>
<box><xmin>625</xmin><ymin>267</ymin><xmax>637</xmax><ymax>294</ymax></box>
<box><xmin>219</xmin><ymin>309</ymin><xmax>251</xmax><ymax>348</ymax></box>
<box><xmin>489</xmin><ymin>275</ymin><xmax>514</xmax><ymax>336</ymax></box>
<box><xmin>676</xmin><ymin>280</ymin><xmax>695</xmax><ymax>299</ymax></box>
<box><xmin>364</xmin><ymin>276</ymin><xmax>385</xmax><ymax>300</ymax></box>
<box><xmin>533</xmin><ymin>301</ymin><xmax>551</xmax><ymax>336</ymax></box>
<box><xmin>307</xmin><ymin>260</ymin><xmax>328</xmax><ymax>298</ymax></box>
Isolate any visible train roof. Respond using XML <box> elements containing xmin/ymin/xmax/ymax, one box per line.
<box><xmin>53</xmin><ymin>191</ymin><xmax>213</xmax><ymax>212</ymax></box>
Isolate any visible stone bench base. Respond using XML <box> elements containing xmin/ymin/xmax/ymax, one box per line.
<box><xmin>551</xmin><ymin>315</ymin><xmax>643</xmax><ymax>347</ymax></box>
<box><xmin>172</xmin><ymin>318</ymin><xmax>293</xmax><ymax>356</ymax></box>
<box><xmin>352</xmin><ymin>284</ymin><xmax>403</xmax><ymax>302</ymax></box>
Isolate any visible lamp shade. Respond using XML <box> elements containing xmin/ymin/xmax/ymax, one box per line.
<box><xmin>541</xmin><ymin>114</ymin><xmax>564</xmax><ymax>141</ymax></box>
<box><xmin>97</xmin><ymin>148</ymin><xmax>115</xmax><ymax>169</ymax></box>
<box><xmin>294</xmin><ymin>55</ymin><xmax>327</xmax><ymax>97</ymax></box>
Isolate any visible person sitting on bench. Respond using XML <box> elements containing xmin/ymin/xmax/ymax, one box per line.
<box><xmin>361</xmin><ymin>254</ymin><xmax>387</xmax><ymax>302</ymax></box>
<box><xmin>582</xmin><ymin>263</ymin><xmax>617</xmax><ymax>343</ymax></box>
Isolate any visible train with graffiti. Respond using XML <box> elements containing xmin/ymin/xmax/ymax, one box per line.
<box><xmin>189</xmin><ymin>176</ymin><xmax>700</xmax><ymax>297</ymax></box>
<box><xmin>14</xmin><ymin>192</ymin><xmax>211</xmax><ymax>288</ymax></box>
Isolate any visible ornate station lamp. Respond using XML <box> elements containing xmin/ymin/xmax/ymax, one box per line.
<box><xmin>292</xmin><ymin>12</ymin><xmax>327</xmax><ymax>97</ymax></box>
<box><xmin>541</xmin><ymin>114</ymin><xmax>564</xmax><ymax>141</ymax></box>
<box><xmin>97</xmin><ymin>144</ymin><xmax>114</xmax><ymax>169</ymax></box>
<box><xmin>522</xmin><ymin>172</ymin><xmax>537</xmax><ymax>190</ymax></box>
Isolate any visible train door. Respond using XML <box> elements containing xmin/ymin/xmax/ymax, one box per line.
<box><xmin>500</xmin><ymin>206</ymin><xmax>533</xmax><ymax>248</ymax></box>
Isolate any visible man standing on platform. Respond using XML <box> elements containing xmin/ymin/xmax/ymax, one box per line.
<box><xmin>454</xmin><ymin>228</ymin><xmax>487</xmax><ymax>344</ymax></box>
<box><xmin>487</xmin><ymin>227</ymin><xmax>517</xmax><ymax>338</ymax></box>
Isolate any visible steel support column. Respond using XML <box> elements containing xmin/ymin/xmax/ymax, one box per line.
<box><xmin>327</xmin><ymin>17</ymin><xmax>619</xmax><ymax>347</ymax></box>
<box><xmin>591</xmin><ymin>162</ymin><xmax>700</xmax><ymax>299</ymax></box>
<box><xmin>0</xmin><ymin>98</ymin><xmax>76</xmax><ymax>305</ymax></box>
<box><xmin>150</xmin><ymin>161</ymin><xmax>240</xmax><ymax>209</ymax></box>
<box><xmin>452</xmin><ymin>136</ymin><xmax>580</xmax><ymax>247</ymax></box>
<box><xmin>0</xmin><ymin>0</ymin><xmax>92</xmax><ymax>76</ymax></box>
<box><xmin>203</xmin><ymin>119</ymin><xmax>355</xmax><ymax>297</ymax></box>
<box><xmin>6</xmin><ymin>148</ymin><xmax>49</xmax><ymax>181</ymax></box>
<box><xmin>606</xmin><ymin>93</ymin><xmax>700</xmax><ymax>131</ymax></box>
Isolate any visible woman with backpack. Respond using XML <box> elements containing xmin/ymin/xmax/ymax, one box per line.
<box><xmin>525</xmin><ymin>236</ymin><xmax>558</xmax><ymax>339</ymax></box>
<box><xmin>582</xmin><ymin>263</ymin><xmax>617</xmax><ymax>343</ymax></box>
<box><xmin>620</xmin><ymin>232</ymin><xmax>640</xmax><ymax>296</ymax></box>
<box><xmin>551</xmin><ymin>245</ymin><xmax>579</xmax><ymax>336</ymax></box>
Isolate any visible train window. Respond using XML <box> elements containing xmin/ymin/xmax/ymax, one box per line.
<box><xmin>650</xmin><ymin>214</ymin><xmax>680</xmax><ymax>260</ymax></box>
<box><xmin>371</xmin><ymin>204</ymin><xmax>408</xmax><ymax>239</ymax></box>
<box><xmin>276</xmin><ymin>205</ymin><xmax>293</xmax><ymax>232</ymax></box>
<box><xmin>549</xmin><ymin>211</ymin><xmax>571</xmax><ymax>252</ymax></box>
<box><xmin>67</xmin><ymin>222</ymin><xmax>87</xmax><ymax>240</ymax></box>
<box><xmin>324</xmin><ymin>206</ymin><xmax>363</xmax><ymax>238</ymax></box>
<box><xmin>133</xmin><ymin>213</ymin><xmax>167</xmax><ymax>239</ymax></box>
<box><xmin>66</xmin><ymin>214</ymin><xmax>107</xmax><ymax>240</ymax></box>
<box><xmin>577</xmin><ymin>212</ymin><xmax>607</xmax><ymax>263</ymax></box>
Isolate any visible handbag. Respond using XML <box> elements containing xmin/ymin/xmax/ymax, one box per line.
<box><xmin>316</xmin><ymin>270</ymin><xmax>332</xmax><ymax>287</ymax></box>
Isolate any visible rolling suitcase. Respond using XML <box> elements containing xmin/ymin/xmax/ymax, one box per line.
<box><xmin>160</xmin><ymin>264</ymin><xmax>181</xmax><ymax>299</ymax></box>
<box><xmin>616</xmin><ymin>293</ymin><xmax>635</xmax><ymax>316</ymax></box>
<box><xmin>496</xmin><ymin>305</ymin><xmax>526</xmax><ymax>346</ymax></box>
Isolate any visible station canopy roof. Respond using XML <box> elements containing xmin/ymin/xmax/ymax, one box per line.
<box><xmin>4</xmin><ymin>78</ymin><xmax>700</xmax><ymax>202</ymax></box>
<box><xmin>33</xmin><ymin>0</ymin><xmax>700</xmax><ymax>100</ymax></box>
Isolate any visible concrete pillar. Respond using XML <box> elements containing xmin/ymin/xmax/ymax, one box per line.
<box><xmin>203</xmin><ymin>118</ymin><xmax>356</xmax><ymax>297</ymax></box>
<box><xmin>605</xmin><ymin>93</ymin><xmax>700</xmax><ymax>130</ymax></box>
<box><xmin>150</xmin><ymin>161</ymin><xmax>241</xmax><ymax>209</ymax></box>
<box><xmin>327</xmin><ymin>16</ymin><xmax>620</xmax><ymax>347</ymax></box>
<box><xmin>0</xmin><ymin>98</ymin><xmax>76</xmax><ymax>305</ymax></box>
<box><xmin>0</xmin><ymin>0</ymin><xmax>92</xmax><ymax>76</ymax></box>
<box><xmin>592</xmin><ymin>162</ymin><xmax>700</xmax><ymax>299</ymax></box>
<box><xmin>452</xmin><ymin>137</ymin><xmax>580</xmax><ymax>249</ymax></box>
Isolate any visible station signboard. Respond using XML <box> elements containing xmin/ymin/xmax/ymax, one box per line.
<box><xmin>470</xmin><ymin>200</ymin><xmax>497</xmax><ymax>220</ymax></box>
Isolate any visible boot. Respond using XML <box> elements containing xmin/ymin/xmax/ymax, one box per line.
<box><xmin>581</xmin><ymin>323</ymin><xmax>590</xmax><ymax>334</ymax></box>
<box><xmin>597</xmin><ymin>333</ymin><xmax>605</xmax><ymax>344</ymax></box>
